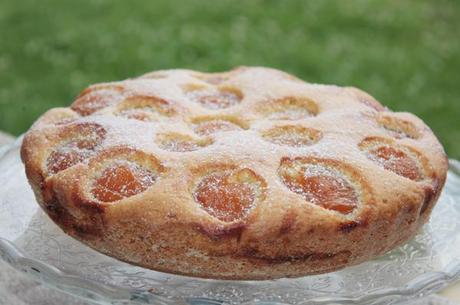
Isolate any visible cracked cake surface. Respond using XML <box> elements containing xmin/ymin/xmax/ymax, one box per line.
<box><xmin>21</xmin><ymin>66</ymin><xmax>448</xmax><ymax>279</ymax></box>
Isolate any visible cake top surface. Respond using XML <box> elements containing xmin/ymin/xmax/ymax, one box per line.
<box><xmin>23</xmin><ymin>66</ymin><xmax>447</xmax><ymax>226</ymax></box>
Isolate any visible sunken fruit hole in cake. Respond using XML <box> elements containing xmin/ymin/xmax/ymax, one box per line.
<box><xmin>201</xmin><ymin>75</ymin><xmax>227</xmax><ymax>85</ymax></box>
<box><xmin>118</xmin><ymin>107</ymin><xmax>157</xmax><ymax>121</ymax></box>
<box><xmin>194</xmin><ymin>171</ymin><xmax>258</xmax><ymax>222</ymax></box>
<box><xmin>384</xmin><ymin>128</ymin><xmax>410</xmax><ymax>139</ymax></box>
<box><xmin>269</xmin><ymin>106</ymin><xmax>312</xmax><ymax>120</ymax></box>
<box><xmin>264</xmin><ymin>97</ymin><xmax>318</xmax><ymax>120</ymax></box>
<box><xmin>280</xmin><ymin>163</ymin><xmax>358</xmax><ymax>214</ymax></box>
<box><xmin>47</xmin><ymin>138</ymin><xmax>99</xmax><ymax>174</ymax></box>
<box><xmin>193</xmin><ymin>120</ymin><xmax>242</xmax><ymax>136</ymax></box>
<box><xmin>187</xmin><ymin>88</ymin><xmax>242</xmax><ymax>110</ymax></box>
<box><xmin>366</xmin><ymin>145</ymin><xmax>422</xmax><ymax>181</ymax></box>
<box><xmin>72</xmin><ymin>86</ymin><xmax>122</xmax><ymax>116</ymax></box>
<box><xmin>91</xmin><ymin>161</ymin><xmax>157</xmax><ymax>202</ymax></box>
<box><xmin>362</xmin><ymin>99</ymin><xmax>385</xmax><ymax>112</ymax></box>
<box><xmin>162</xmin><ymin>140</ymin><xmax>200</xmax><ymax>152</ymax></box>
<box><xmin>262</xmin><ymin>126</ymin><xmax>321</xmax><ymax>147</ymax></box>
<box><xmin>378</xmin><ymin>118</ymin><xmax>420</xmax><ymax>140</ymax></box>
<box><xmin>116</xmin><ymin>96</ymin><xmax>174</xmax><ymax>122</ymax></box>
<box><xmin>194</xmin><ymin>72</ymin><xmax>231</xmax><ymax>85</ymax></box>
<box><xmin>157</xmin><ymin>135</ymin><xmax>209</xmax><ymax>152</ymax></box>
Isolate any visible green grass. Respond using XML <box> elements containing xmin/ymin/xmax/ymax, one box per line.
<box><xmin>1</xmin><ymin>0</ymin><xmax>459</xmax><ymax>158</ymax></box>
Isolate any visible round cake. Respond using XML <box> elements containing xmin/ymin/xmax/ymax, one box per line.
<box><xmin>21</xmin><ymin>66</ymin><xmax>448</xmax><ymax>280</ymax></box>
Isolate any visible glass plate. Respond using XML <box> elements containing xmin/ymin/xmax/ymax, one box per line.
<box><xmin>1</xmin><ymin>138</ymin><xmax>460</xmax><ymax>305</ymax></box>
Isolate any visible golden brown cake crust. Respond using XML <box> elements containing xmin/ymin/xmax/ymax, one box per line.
<box><xmin>21</xmin><ymin>66</ymin><xmax>448</xmax><ymax>280</ymax></box>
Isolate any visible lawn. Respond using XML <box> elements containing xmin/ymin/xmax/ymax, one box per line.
<box><xmin>1</xmin><ymin>0</ymin><xmax>459</xmax><ymax>158</ymax></box>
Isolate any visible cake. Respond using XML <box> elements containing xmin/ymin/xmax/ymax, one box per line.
<box><xmin>20</xmin><ymin>66</ymin><xmax>448</xmax><ymax>279</ymax></box>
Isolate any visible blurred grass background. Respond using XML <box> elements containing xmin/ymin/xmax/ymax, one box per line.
<box><xmin>0</xmin><ymin>0</ymin><xmax>459</xmax><ymax>158</ymax></box>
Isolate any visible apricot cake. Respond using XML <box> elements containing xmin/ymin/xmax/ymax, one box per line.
<box><xmin>20</xmin><ymin>67</ymin><xmax>448</xmax><ymax>279</ymax></box>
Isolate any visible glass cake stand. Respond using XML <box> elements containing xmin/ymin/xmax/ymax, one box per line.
<box><xmin>1</xmin><ymin>138</ymin><xmax>460</xmax><ymax>305</ymax></box>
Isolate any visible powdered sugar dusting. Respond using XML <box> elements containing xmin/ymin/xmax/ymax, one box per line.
<box><xmin>115</xmin><ymin>97</ymin><xmax>174</xmax><ymax>122</ymax></box>
<box><xmin>262</xmin><ymin>126</ymin><xmax>321</xmax><ymax>147</ymax></box>
<box><xmin>279</xmin><ymin>159</ymin><xmax>359</xmax><ymax>214</ymax></box>
<box><xmin>193</xmin><ymin>169</ymin><xmax>264</xmax><ymax>222</ymax></box>
<box><xmin>29</xmin><ymin>66</ymin><xmax>434</xmax><ymax>216</ymax></box>
<box><xmin>185</xmin><ymin>87</ymin><xmax>242</xmax><ymax>110</ymax></box>
<box><xmin>46</xmin><ymin>123</ymin><xmax>105</xmax><ymax>174</ymax></box>
<box><xmin>91</xmin><ymin>160</ymin><xmax>157</xmax><ymax>202</ymax></box>
<box><xmin>361</xmin><ymin>139</ymin><xmax>423</xmax><ymax>181</ymax></box>
<box><xmin>159</xmin><ymin>139</ymin><xmax>201</xmax><ymax>152</ymax></box>
<box><xmin>156</xmin><ymin>133</ymin><xmax>212</xmax><ymax>152</ymax></box>
<box><xmin>193</xmin><ymin>119</ymin><xmax>244</xmax><ymax>136</ymax></box>
<box><xmin>261</xmin><ymin>97</ymin><xmax>318</xmax><ymax>120</ymax></box>
<box><xmin>269</xmin><ymin>107</ymin><xmax>312</xmax><ymax>120</ymax></box>
<box><xmin>72</xmin><ymin>86</ymin><xmax>126</xmax><ymax>116</ymax></box>
<box><xmin>377</xmin><ymin>115</ymin><xmax>420</xmax><ymax>140</ymax></box>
